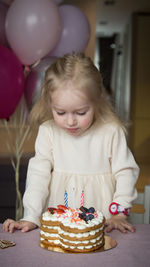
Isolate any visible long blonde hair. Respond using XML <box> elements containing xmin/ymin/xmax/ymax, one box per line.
<box><xmin>30</xmin><ymin>53</ymin><xmax>125</xmax><ymax>131</ymax></box>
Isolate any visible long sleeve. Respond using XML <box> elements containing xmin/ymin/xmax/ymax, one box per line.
<box><xmin>22</xmin><ymin>123</ymin><xmax>54</xmax><ymax>226</ymax></box>
<box><xmin>110</xmin><ymin>126</ymin><xmax>139</xmax><ymax>208</ymax></box>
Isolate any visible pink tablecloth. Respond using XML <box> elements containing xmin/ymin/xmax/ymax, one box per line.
<box><xmin>0</xmin><ymin>224</ymin><xmax>150</xmax><ymax>267</ymax></box>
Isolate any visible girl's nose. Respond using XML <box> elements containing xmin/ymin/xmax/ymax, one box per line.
<box><xmin>67</xmin><ymin>114</ymin><xmax>76</xmax><ymax>126</ymax></box>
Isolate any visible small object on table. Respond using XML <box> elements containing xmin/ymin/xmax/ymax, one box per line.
<box><xmin>0</xmin><ymin>239</ymin><xmax>16</xmax><ymax>249</ymax></box>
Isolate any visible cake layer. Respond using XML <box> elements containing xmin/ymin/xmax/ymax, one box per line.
<box><xmin>40</xmin><ymin>229</ymin><xmax>104</xmax><ymax>245</ymax></box>
<box><xmin>60</xmin><ymin>219</ymin><xmax>105</xmax><ymax>233</ymax></box>
<box><xmin>41</xmin><ymin>224</ymin><xmax>104</xmax><ymax>240</ymax></box>
<box><xmin>59</xmin><ymin>233</ymin><xmax>104</xmax><ymax>247</ymax></box>
<box><xmin>40</xmin><ymin>225</ymin><xmax>59</xmax><ymax>234</ymax></box>
<box><xmin>40</xmin><ymin>238</ymin><xmax>105</xmax><ymax>253</ymax></box>
<box><xmin>59</xmin><ymin>226</ymin><xmax>104</xmax><ymax>241</ymax></box>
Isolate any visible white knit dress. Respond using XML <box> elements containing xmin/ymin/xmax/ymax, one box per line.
<box><xmin>22</xmin><ymin>119</ymin><xmax>139</xmax><ymax>226</ymax></box>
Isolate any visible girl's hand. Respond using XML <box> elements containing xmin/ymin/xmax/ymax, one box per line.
<box><xmin>105</xmin><ymin>214</ymin><xmax>135</xmax><ymax>233</ymax></box>
<box><xmin>3</xmin><ymin>219</ymin><xmax>37</xmax><ymax>233</ymax></box>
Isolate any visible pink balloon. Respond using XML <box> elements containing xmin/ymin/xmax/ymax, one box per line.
<box><xmin>5</xmin><ymin>0</ymin><xmax>61</xmax><ymax>65</ymax></box>
<box><xmin>0</xmin><ymin>2</ymin><xmax>8</xmax><ymax>46</ymax></box>
<box><xmin>24</xmin><ymin>56</ymin><xmax>56</xmax><ymax>109</ymax></box>
<box><xmin>0</xmin><ymin>45</ymin><xmax>25</xmax><ymax>119</ymax></box>
<box><xmin>49</xmin><ymin>5</ymin><xmax>90</xmax><ymax>57</ymax></box>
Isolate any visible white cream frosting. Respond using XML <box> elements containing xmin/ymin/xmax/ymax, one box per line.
<box><xmin>42</xmin><ymin>225</ymin><xmax>59</xmax><ymax>230</ymax></box>
<box><xmin>41</xmin><ymin>230</ymin><xmax>59</xmax><ymax>238</ymax></box>
<box><xmin>41</xmin><ymin>226</ymin><xmax>104</xmax><ymax>239</ymax></box>
<box><xmin>40</xmin><ymin>233</ymin><xmax>103</xmax><ymax>249</ymax></box>
<box><xmin>59</xmin><ymin>225</ymin><xmax>104</xmax><ymax>238</ymax></box>
<box><xmin>60</xmin><ymin>233</ymin><xmax>103</xmax><ymax>245</ymax></box>
<box><xmin>42</xmin><ymin>209</ymin><xmax>104</xmax><ymax>228</ymax></box>
<box><xmin>60</xmin><ymin>239</ymin><xmax>103</xmax><ymax>250</ymax></box>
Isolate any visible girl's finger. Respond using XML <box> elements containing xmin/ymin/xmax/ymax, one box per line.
<box><xmin>118</xmin><ymin>224</ymin><xmax>127</xmax><ymax>233</ymax></box>
<box><xmin>8</xmin><ymin>221</ymin><xmax>21</xmax><ymax>233</ymax></box>
<box><xmin>122</xmin><ymin>222</ymin><xmax>135</xmax><ymax>233</ymax></box>
<box><xmin>105</xmin><ymin>224</ymin><xmax>113</xmax><ymax>233</ymax></box>
<box><xmin>8</xmin><ymin>222</ymin><xmax>16</xmax><ymax>233</ymax></box>
<box><xmin>21</xmin><ymin>226</ymin><xmax>30</xmax><ymax>233</ymax></box>
<box><xmin>3</xmin><ymin>219</ymin><xmax>15</xmax><ymax>232</ymax></box>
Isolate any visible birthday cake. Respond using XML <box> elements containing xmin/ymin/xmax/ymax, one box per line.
<box><xmin>40</xmin><ymin>205</ymin><xmax>105</xmax><ymax>253</ymax></box>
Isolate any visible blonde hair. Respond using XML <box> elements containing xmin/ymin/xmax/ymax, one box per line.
<box><xmin>30</xmin><ymin>53</ymin><xmax>126</xmax><ymax>132</ymax></box>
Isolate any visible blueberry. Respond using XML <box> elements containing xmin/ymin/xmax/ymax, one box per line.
<box><xmin>88</xmin><ymin>207</ymin><xmax>95</xmax><ymax>214</ymax></box>
<box><xmin>79</xmin><ymin>213</ymin><xmax>86</xmax><ymax>220</ymax></box>
<box><xmin>79</xmin><ymin>213</ymin><xmax>88</xmax><ymax>223</ymax></box>
<box><xmin>80</xmin><ymin>206</ymin><xmax>88</xmax><ymax>213</ymax></box>
<box><xmin>87</xmin><ymin>214</ymin><xmax>94</xmax><ymax>221</ymax></box>
<box><xmin>85</xmin><ymin>217</ymin><xmax>88</xmax><ymax>221</ymax></box>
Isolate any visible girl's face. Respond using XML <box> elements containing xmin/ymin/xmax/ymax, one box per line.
<box><xmin>51</xmin><ymin>81</ymin><xmax>95</xmax><ymax>136</ymax></box>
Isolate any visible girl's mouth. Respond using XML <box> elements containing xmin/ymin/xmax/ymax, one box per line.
<box><xmin>67</xmin><ymin>128</ymin><xmax>79</xmax><ymax>133</ymax></box>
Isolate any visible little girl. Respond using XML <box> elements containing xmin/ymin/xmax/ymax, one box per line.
<box><xmin>3</xmin><ymin>53</ymin><xmax>139</xmax><ymax>234</ymax></box>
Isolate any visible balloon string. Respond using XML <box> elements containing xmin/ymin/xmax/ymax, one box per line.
<box><xmin>24</xmin><ymin>65</ymin><xmax>31</xmax><ymax>77</ymax></box>
<box><xmin>31</xmin><ymin>59</ymin><xmax>41</xmax><ymax>69</ymax></box>
<box><xmin>24</xmin><ymin>59</ymin><xmax>41</xmax><ymax>76</ymax></box>
<box><xmin>24</xmin><ymin>65</ymin><xmax>31</xmax><ymax>72</ymax></box>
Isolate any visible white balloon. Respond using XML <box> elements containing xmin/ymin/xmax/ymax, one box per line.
<box><xmin>5</xmin><ymin>0</ymin><xmax>62</xmax><ymax>65</ymax></box>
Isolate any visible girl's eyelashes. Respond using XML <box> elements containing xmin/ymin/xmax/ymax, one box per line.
<box><xmin>54</xmin><ymin>108</ymin><xmax>88</xmax><ymax>116</ymax></box>
<box><xmin>56</xmin><ymin>111</ymin><xmax>87</xmax><ymax>116</ymax></box>
<box><xmin>56</xmin><ymin>111</ymin><xmax>66</xmax><ymax>115</ymax></box>
<box><xmin>76</xmin><ymin>111</ymin><xmax>86</xmax><ymax>115</ymax></box>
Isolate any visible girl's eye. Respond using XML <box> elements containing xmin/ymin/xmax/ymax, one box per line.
<box><xmin>77</xmin><ymin>112</ymin><xmax>86</xmax><ymax>116</ymax></box>
<box><xmin>56</xmin><ymin>111</ymin><xmax>65</xmax><ymax>115</ymax></box>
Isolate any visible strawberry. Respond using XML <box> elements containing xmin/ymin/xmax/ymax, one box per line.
<box><xmin>47</xmin><ymin>207</ymin><xmax>57</xmax><ymax>214</ymax></box>
<box><xmin>56</xmin><ymin>209</ymin><xmax>65</xmax><ymax>214</ymax></box>
<box><xmin>57</xmin><ymin>205</ymin><xmax>68</xmax><ymax>210</ymax></box>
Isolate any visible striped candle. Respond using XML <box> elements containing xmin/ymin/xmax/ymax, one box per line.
<box><xmin>64</xmin><ymin>190</ymin><xmax>68</xmax><ymax>207</ymax></box>
<box><xmin>80</xmin><ymin>190</ymin><xmax>84</xmax><ymax>207</ymax></box>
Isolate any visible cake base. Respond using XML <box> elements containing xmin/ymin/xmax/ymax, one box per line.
<box><xmin>39</xmin><ymin>235</ymin><xmax>117</xmax><ymax>253</ymax></box>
